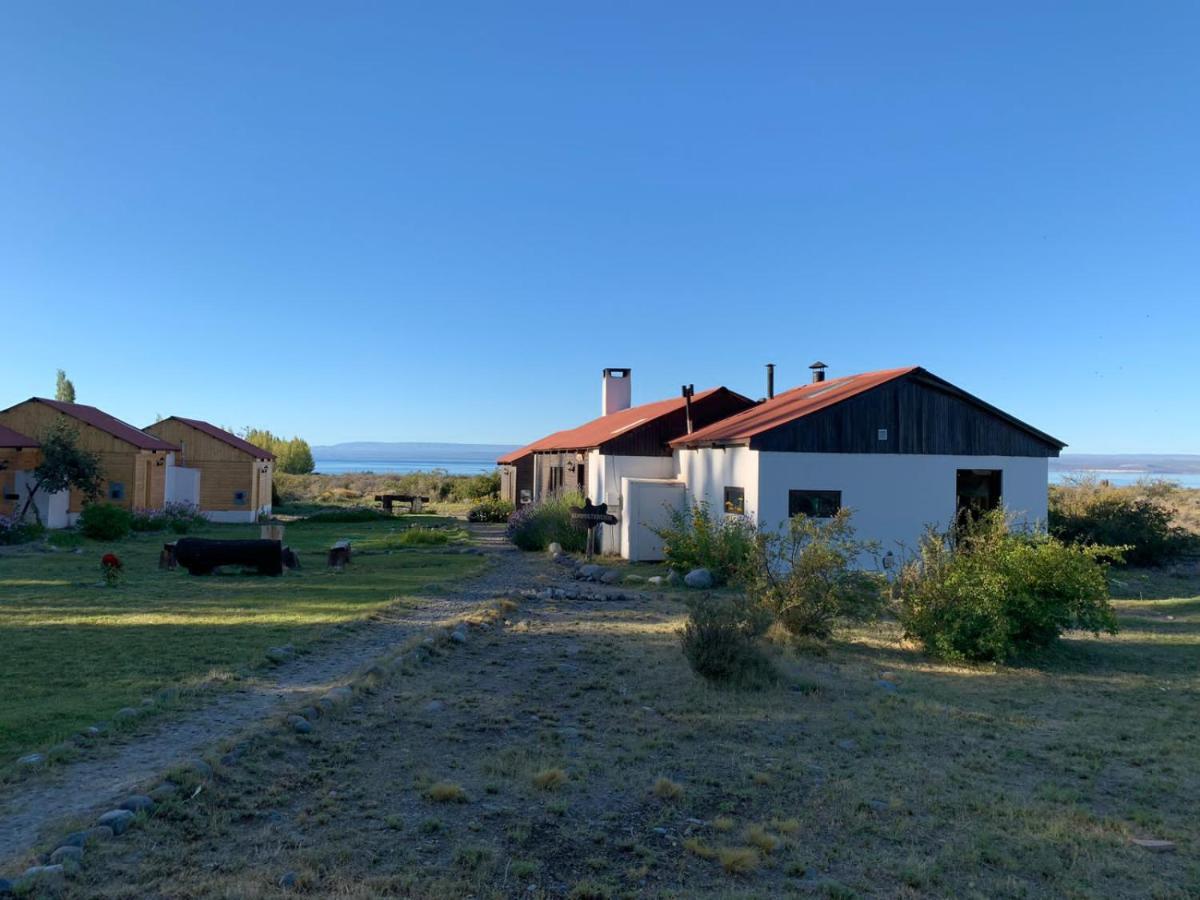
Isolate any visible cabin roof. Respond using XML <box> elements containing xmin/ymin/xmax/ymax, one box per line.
<box><xmin>671</xmin><ymin>366</ymin><xmax>1066</xmax><ymax>450</ymax></box>
<box><xmin>9</xmin><ymin>399</ymin><xmax>179</xmax><ymax>451</ymax></box>
<box><xmin>157</xmin><ymin>417</ymin><xmax>275</xmax><ymax>460</ymax></box>
<box><xmin>499</xmin><ymin>387</ymin><xmax>732</xmax><ymax>460</ymax></box>
<box><xmin>0</xmin><ymin>423</ymin><xmax>38</xmax><ymax>449</ymax></box>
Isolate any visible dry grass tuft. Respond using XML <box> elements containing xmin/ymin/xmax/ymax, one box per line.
<box><xmin>750</xmin><ymin>771</ymin><xmax>772</xmax><ymax>786</ymax></box>
<box><xmin>651</xmin><ymin>776</ymin><xmax>684</xmax><ymax>801</ymax></box>
<box><xmin>770</xmin><ymin>817</ymin><xmax>800</xmax><ymax>835</ymax></box>
<box><xmin>682</xmin><ymin>837</ymin><xmax>717</xmax><ymax>859</ymax></box>
<box><xmin>744</xmin><ymin>824</ymin><xmax>780</xmax><ymax>854</ymax></box>
<box><xmin>717</xmin><ymin>846</ymin><xmax>760</xmax><ymax>875</ymax></box>
<box><xmin>533</xmin><ymin>767</ymin><xmax>569</xmax><ymax>791</ymax></box>
<box><xmin>711</xmin><ymin>815</ymin><xmax>735</xmax><ymax>832</ymax></box>
<box><xmin>425</xmin><ymin>781</ymin><xmax>467</xmax><ymax>803</ymax></box>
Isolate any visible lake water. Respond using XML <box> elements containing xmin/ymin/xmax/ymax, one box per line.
<box><xmin>1051</xmin><ymin>470</ymin><xmax>1200</xmax><ymax>488</ymax></box>
<box><xmin>313</xmin><ymin>457</ymin><xmax>498</xmax><ymax>475</ymax></box>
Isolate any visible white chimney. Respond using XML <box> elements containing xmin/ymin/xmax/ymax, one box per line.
<box><xmin>602</xmin><ymin>368</ymin><xmax>632</xmax><ymax>416</ymax></box>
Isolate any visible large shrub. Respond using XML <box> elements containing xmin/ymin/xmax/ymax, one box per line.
<box><xmin>468</xmin><ymin>498</ymin><xmax>514</xmax><ymax>523</ymax></box>
<box><xmin>679</xmin><ymin>593</ymin><xmax>777</xmax><ymax>689</ymax></box>
<box><xmin>460</xmin><ymin>471</ymin><xmax>502</xmax><ymax>501</ymax></box>
<box><xmin>79</xmin><ymin>503</ymin><xmax>133</xmax><ymax>540</ymax></box>
<box><xmin>506</xmin><ymin>494</ymin><xmax>587</xmax><ymax>553</ymax></box>
<box><xmin>1049</xmin><ymin>479</ymin><xmax>1196</xmax><ymax>566</ymax></box>
<box><xmin>652</xmin><ymin>502</ymin><xmax>756</xmax><ymax>583</ymax></box>
<box><xmin>897</xmin><ymin>509</ymin><xmax>1120</xmax><ymax>662</ymax></box>
<box><xmin>0</xmin><ymin>515</ymin><xmax>43</xmax><ymax>545</ymax></box>
<box><xmin>743</xmin><ymin>509</ymin><xmax>885</xmax><ymax>640</ymax></box>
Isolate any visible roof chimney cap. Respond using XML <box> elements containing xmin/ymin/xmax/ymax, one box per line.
<box><xmin>809</xmin><ymin>360</ymin><xmax>828</xmax><ymax>384</ymax></box>
<box><xmin>808</xmin><ymin>361</ymin><xmax>828</xmax><ymax>370</ymax></box>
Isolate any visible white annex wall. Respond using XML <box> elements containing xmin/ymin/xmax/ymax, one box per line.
<box><xmin>621</xmin><ymin>478</ymin><xmax>687</xmax><ymax>561</ymax></box>
<box><xmin>674</xmin><ymin>447</ymin><xmax>760</xmax><ymax>519</ymax></box>
<box><xmin>754</xmin><ymin>452</ymin><xmax>1049</xmax><ymax>555</ymax></box>
<box><xmin>587</xmin><ymin>450</ymin><xmax>675</xmax><ymax>552</ymax></box>
<box><xmin>166</xmin><ymin>466</ymin><xmax>201</xmax><ymax>507</ymax></box>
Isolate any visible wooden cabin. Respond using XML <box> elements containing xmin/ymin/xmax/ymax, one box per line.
<box><xmin>0</xmin><ymin>424</ymin><xmax>41</xmax><ymax>520</ymax></box>
<box><xmin>144</xmin><ymin>417</ymin><xmax>274</xmax><ymax>522</ymax></box>
<box><xmin>0</xmin><ymin>398</ymin><xmax>178</xmax><ymax>524</ymax></box>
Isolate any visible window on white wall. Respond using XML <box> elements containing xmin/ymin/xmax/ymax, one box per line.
<box><xmin>723</xmin><ymin>486</ymin><xmax>745</xmax><ymax>515</ymax></box>
<box><xmin>788</xmin><ymin>489</ymin><xmax>841</xmax><ymax>519</ymax></box>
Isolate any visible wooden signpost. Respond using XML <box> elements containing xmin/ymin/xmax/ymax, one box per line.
<box><xmin>570</xmin><ymin>498</ymin><xmax>618</xmax><ymax>561</ymax></box>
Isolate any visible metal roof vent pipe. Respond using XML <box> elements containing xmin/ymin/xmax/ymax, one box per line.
<box><xmin>682</xmin><ymin>384</ymin><xmax>695</xmax><ymax>434</ymax></box>
<box><xmin>602</xmin><ymin>368</ymin><xmax>632</xmax><ymax>416</ymax></box>
<box><xmin>766</xmin><ymin>363</ymin><xmax>776</xmax><ymax>400</ymax></box>
<box><xmin>809</xmin><ymin>361</ymin><xmax>828</xmax><ymax>384</ymax></box>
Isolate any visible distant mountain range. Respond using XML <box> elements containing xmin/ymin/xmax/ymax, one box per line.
<box><xmin>1053</xmin><ymin>454</ymin><xmax>1200</xmax><ymax>475</ymax></box>
<box><xmin>311</xmin><ymin>441</ymin><xmax>520</xmax><ymax>461</ymax></box>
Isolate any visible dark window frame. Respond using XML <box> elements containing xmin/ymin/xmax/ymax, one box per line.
<box><xmin>788</xmin><ymin>489</ymin><xmax>841</xmax><ymax>519</ymax></box>
<box><xmin>108</xmin><ymin>482</ymin><xmax>125</xmax><ymax>501</ymax></box>
<box><xmin>723</xmin><ymin>486</ymin><xmax>745</xmax><ymax>515</ymax></box>
<box><xmin>233</xmin><ymin>490</ymin><xmax>247</xmax><ymax>505</ymax></box>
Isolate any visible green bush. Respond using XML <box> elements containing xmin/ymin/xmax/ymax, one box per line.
<box><xmin>0</xmin><ymin>516</ymin><xmax>44</xmax><ymax>545</ymax></box>
<box><xmin>897</xmin><ymin>509</ymin><xmax>1120</xmax><ymax>662</ymax></box>
<box><xmin>505</xmin><ymin>494</ymin><xmax>587</xmax><ymax>553</ymax></box>
<box><xmin>468</xmin><ymin>498</ymin><xmax>514</xmax><ymax>523</ymax></box>
<box><xmin>743</xmin><ymin>509</ymin><xmax>885</xmax><ymax>641</ymax></box>
<box><xmin>79</xmin><ymin>503</ymin><xmax>133</xmax><ymax>540</ymax></box>
<box><xmin>460</xmin><ymin>471</ymin><xmax>502</xmax><ymax>501</ymax></box>
<box><xmin>394</xmin><ymin>526</ymin><xmax>451</xmax><ymax>546</ymax></box>
<box><xmin>130</xmin><ymin>502</ymin><xmax>207</xmax><ymax>534</ymax></box>
<box><xmin>1049</xmin><ymin>479</ymin><xmax>1196</xmax><ymax>566</ymax></box>
<box><xmin>679</xmin><ymin>594</ymin><xmax>777</xmax><ymax>689</ymax></box>
<box><xmin>651</xmin><ymin>502</ymin><xmax>756</xmax><ymax>583</ymax></box>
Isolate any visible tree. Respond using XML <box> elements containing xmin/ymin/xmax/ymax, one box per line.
<box><xmin>55</xmin><ymin>369</ymin><xmax>76</xmax><ymax>403</ymax></box>
<box><xmin>278</xmin><ymin>437</ymin><xmax>315</xmax><ymax>474</ymax></box>
<box><xmin>240</xmin><ymin>428</ymin><xmax>315</xmax><ymax>475</ymax></box>
<box><xmin>19</xmin><ymin>421</ymin><xmax>104</xmax><ymax>523</ymax></box>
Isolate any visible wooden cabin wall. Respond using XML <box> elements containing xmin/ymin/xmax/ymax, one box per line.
<box><xmin>0</xmin><ymin>447</ymin><xmax>41</xmax><ymax>517</ymax></box>
<box><xmin>749</xmin><ymin>376</ymin><xmax>1060</xmax><ymax>457</ymax></box>
<box><xmin>0</xmin><ymin>403</ymin><xmax>171</xmax><ymax>512</ymax></box>
<box><xmin>145</xmin><ymin>420</ymin><xmax>273</xmax><ymax>511</ymax></box>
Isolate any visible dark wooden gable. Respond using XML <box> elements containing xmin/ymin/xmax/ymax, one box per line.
<box><xmin>599</xmin><ymin>388</ymin><xmax>757</xmax><ymax>457</ymax></box>
<box><xmin>749</xmin><ymin>372</ymin><xmax>1064</xmax><ymax>457</ymax></box>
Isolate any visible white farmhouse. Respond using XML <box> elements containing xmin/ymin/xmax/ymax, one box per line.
<box><xmin>656</xmin><ymin>363</ymin><xmax>1065</xmax><ymax>562</ymax></box>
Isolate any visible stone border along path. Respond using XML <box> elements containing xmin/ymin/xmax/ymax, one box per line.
<box><xmin>0</xmin><ymin>523</ymin><xmax>620</xmax><ymax>871</ymax></box>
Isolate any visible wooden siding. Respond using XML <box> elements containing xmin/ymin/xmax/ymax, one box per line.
<box><xmin>0</xmin><ymin>447</ymin><xmax>41</xmax><ymax>517</ymax></box>
<box><xmin>500</xmin><ymin>455</ymin><xmax>534</xmax><ymax>506</ymax></box>
<box><xmin>749</xmin><ymin>374</ymin><xmax>1061</xmax><ymax>457</ymax></box>
<box><xmin>145</xmin><ymin>420</ymin><xmax>273</xmax><ymax>511</ymax></box>
<box><xmin>598</xmin><ymin>389</ymin><xmax>758</xmax><ymax>457</ymax></box>
<box><xmin>0</xmin><ymin>402</ymin><xmax>169</xmax><ymax>511</ymax></box>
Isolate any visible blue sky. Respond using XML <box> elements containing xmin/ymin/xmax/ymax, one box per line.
<box><xmin>2</xmin><ymin>2</ymin><xmax>1197</xmax><ymax>452</ymax></box>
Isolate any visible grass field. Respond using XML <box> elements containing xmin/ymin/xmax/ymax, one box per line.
<box><xmin>62</xmin><ymin>567</ymin><xmax>1200</xmax><ymax>898</ymax></box>
<box><xmin>0</xmin><ymin>515</ymin><xmax>484</xmax><ymax>766</ymax></box>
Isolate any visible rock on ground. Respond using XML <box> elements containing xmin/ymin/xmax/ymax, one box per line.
<box><xmin>684</xmin><ymin>568</ymin><xmax>714</xmax><ymax>589</ymax></box>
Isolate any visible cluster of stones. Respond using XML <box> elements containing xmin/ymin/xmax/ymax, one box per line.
<box><xmin>13</xmin><ymin>698</ymin><xmax>161</xmax><ymax>771</ymax></box>
<box><xmin>0</xmin><ymin>761</ymin><xmax>211</xmax><ymax>895</ymax></box>
<box><xmin>546</xmin><ymin>543</ymin><xmax>717</xmax><ymax>592</ymax></box>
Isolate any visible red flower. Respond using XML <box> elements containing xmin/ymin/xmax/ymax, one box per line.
<box><xmin>101</xmin><ymin>553</ymin><xmax>122</xmax><ymax>570</ymax></box>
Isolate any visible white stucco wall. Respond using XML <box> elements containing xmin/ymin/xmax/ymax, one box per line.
<box><xmin>621</xmin><ymin>478</ymin><xmax>687</xmax><ymax>561</ymax></box>
<box><xmin>13</xmin><ymin>472</ymin><xmax>70</xmax><ymax>529</ymax></box>
<box><xmin>674</xmin><ymin>447</ymin><xmax>760</xmax><ymax>519</ymax></box>
<box><xmin>754</xmin><ymin>452</ymin><xmax>1049</xmax><ymax>556</ymax></box>
<box><xmin>205</xmin><ymin>509</ymin><xmax>260</xmax><ymax>524</ymax></box>
<box><xmin>166</xmin><ymin>466</ymin><xmax>201</xmax><ymax>507</ymax></box>
<box><xmin>587</xmin><ymin>451</ymin><xmax>676</xmax><ymax>553</ymax></box>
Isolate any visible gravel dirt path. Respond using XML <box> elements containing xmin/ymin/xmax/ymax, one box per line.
<box><xmin>0</xmin><ymin>525</ymin><xmax>557</xmax><ymax>868</ymax></box>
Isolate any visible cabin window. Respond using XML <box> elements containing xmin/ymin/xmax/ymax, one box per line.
<box><xmin>233</xmin><ymin>490</ymin><xmax>247</xmax><ymax>505</ymax></box>
<box><xmin>788</xmin><ymin>489</ymin><xmax>841</xmax><ymax>519</ymax></box>
<box><xmin>108</xmin><ymin>483</ymin><xmax>125</xmax><ymax>501</ymax></box>
<box><xmin>877</xmin><ymin>428</ymin><xmax>888</xmax><ymax>441</ymax></box>
<box><xmin>956</xmin><ymin>469</ymin><xmax>1001</xmax><ymax>519</ymax></box>
<box><xmin>723</xmin><ymin>487</ymin><xmax>745</xmax><ymax>515</ymax></box>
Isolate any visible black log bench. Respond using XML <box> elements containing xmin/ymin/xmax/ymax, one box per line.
<box><xmin>169</xmin><ymin>538</ymin><xmax>298</xmax><ymax>576</ymax></box>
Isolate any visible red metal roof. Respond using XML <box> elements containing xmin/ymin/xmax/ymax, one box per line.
<box><xmin>162</xmin><ymin>417</ymin><xmax>275</xmax><ymax>460</ymax></box>
<box><xmin>0</xmin><ymin>424</ymin><xmax>38</xmax><ymax>449</ymax></box>
<box><xmin>16</xmin><ymin>398</ymin><xmax>180</xmax><ymax>451</ymax></box>
<box><xmin>671</xmin><ymin>367</ymin><xmax>920</xmax><ymax>447</ymax></box>
<box><xmin>499</xmin><ymin>388</ymin><xmax>728</xmax><ymax>460</ymax></box>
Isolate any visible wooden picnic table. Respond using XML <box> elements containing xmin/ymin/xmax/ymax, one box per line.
<box><xmin>375</xmin><ymin>494</ymin><xmax>430</xmax><ymax>514</ymax></box>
